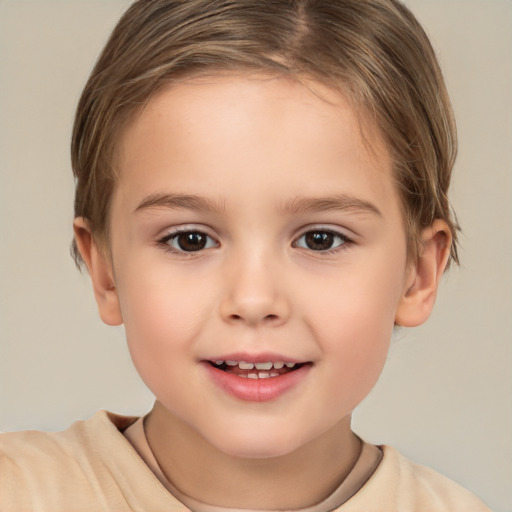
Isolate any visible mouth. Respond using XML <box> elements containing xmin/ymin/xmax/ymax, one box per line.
<box><xmin>207</xmin><ymin>360</ymin><xmax>307</xmax><ymax>379</ymax></box>
<box><xmin>203</xmin><ymin>357</ymin><xmax>312</xmax><ymax>402</ymax></box>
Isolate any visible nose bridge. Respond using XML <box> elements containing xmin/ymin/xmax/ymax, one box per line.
<box><xmin>220</xmin><ymin>244</ymin><xmax>289</xmax><ymax>326</ymax></box>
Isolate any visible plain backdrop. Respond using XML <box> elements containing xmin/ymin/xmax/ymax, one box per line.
<box><xmin>0</xmin><ymin>1</ymin><xmax>510</xmax><ymax>510</ymax></box>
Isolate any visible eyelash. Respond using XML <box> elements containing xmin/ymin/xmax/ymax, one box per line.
<box><xmin>157</xmin><ymin>228</ymin><xmax>218</xmax><ymax>255</ymax></box>
<box><xmin>293</xmin><ymin>228</ymin><xmax>353</xmax><ymax>254</ymax></box>
<box><xmin>157</xmin><ymin>227</ymin><xmax>353</xmax><ymax>255</ymax></box>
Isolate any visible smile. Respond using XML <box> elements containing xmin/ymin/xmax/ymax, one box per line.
<box><xmin>204</xmin><ymin>358</ymin><xmax>311</xmax><ymax>402</ymax></box>
<box><xmin>210</xmin><ymin>360</ymin><xmax>302</xmax><ymax>379</ymax></box>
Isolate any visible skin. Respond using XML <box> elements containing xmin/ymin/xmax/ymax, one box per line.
<box><xmin>75</xmin><ymin>74</ymin><xmax>451</xmax><ymax>509</ymax></box>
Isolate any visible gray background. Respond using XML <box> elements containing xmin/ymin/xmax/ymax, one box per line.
<box><xmin>0</xmin><ymin>1</ymin><xmax>510</xmax><ymax>510</ymax></box>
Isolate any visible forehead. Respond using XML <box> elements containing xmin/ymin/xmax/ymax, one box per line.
<box><xmin>114</xmin><ymin>74</ymin><xmax>395</xmax><ymax>213</ymax></box>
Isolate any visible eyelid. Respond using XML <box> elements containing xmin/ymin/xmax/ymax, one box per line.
<box><xmin>294</xmin><ymin>224</ymin><xmax>354</xmax><ymax>239</ymax></box>
<box><xmin>157</xmin><ymin>223</ymin><xmax>217</xmax><ymax>238</ymax></box>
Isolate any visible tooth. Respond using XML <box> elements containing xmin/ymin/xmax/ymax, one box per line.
<box><xmin>226</xmin><ymin>361</ymin><xmax>238</xmax><ymax>366</ymax></box>
<box><xmin>285</xmin><ymin>362</ymin><xmax>296</xmax><ymax>368</ymax></box>
<box><xmin>238</xmin><ymin>374</ymin><xmax>247</xmax><ymax>378</ymax></box>
<box><xmin>215</xmin><ymin>361</ymin><xmax>224</xmax><ymax>365</ymax></box>
<box><xmin>255</xmin><ymin>362</ymin><xmax>273</xmax><ymax>370</ymax></box>
<box><xmin>258</xmin><ymin>372</ymin><xmax>270</xmax><ymax>379</ymax></box>
<box><xmin>239</xmin><ymin>361</ymin><xmax>254</xmax><ymax>370</ymax></box>
<box><xmin>273</xmin><ymin>362</ymin><xmax>284</xmax><ymax>369</ymax></box>
<box><xmin>270</xmin><ymin>372</ymin><xmax>279</xmax><ymax>377</ymax></box>
<box><xmin>247</xmin><ymin>373</ymin><xmax>258</xmax><ymax>379</ymax></box>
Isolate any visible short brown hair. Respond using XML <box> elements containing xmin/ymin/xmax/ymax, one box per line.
<box><xmin>71</xmin><ymin>0</ymin><xmax>459</xmax><ymax>267</ymax></box>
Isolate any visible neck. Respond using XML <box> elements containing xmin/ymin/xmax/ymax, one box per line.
<box><xmin>144</xmin><ymin>401</ymin><xmax>361</xmax><ymax>509</ymax></box>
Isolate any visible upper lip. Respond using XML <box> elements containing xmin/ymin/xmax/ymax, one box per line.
<box><xmin>204</xmin><ymin>352</ymin><xmax>306</xmax><ymax>364</ymax></box>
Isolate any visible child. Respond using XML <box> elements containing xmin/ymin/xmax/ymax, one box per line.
<box><xmin>0</xmin><ymin>0</ymin><xmax>492</xmax><ymax>510</ymax></box>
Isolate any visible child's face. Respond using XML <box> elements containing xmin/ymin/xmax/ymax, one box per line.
<box><xmin>101</xmin><ymin>75</ymin><xmax>416</xmax><ymax>458</ymax></box>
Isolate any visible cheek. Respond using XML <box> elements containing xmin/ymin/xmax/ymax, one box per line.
<box><xmin>115</xmin><ymin>268</ymin><xmax>208</xmax><ymax>385</ymax></box>
<box><xmin>310</xmin><ymin>260</ymin><xmax>405</xmax><ymax>406</ymax></box>
<box><xmin>327</xmin><ymin>298</ymin><xmax>392</xmax><ymax>384</ymax></box>
<box><xmin>340</xmin><ymin>316</ymin><xmax>392</xmax><ymax>393</ymax></box>
<box><xmin>316</xmin><ymin>306</ymin><xmax>393</xmax><ymax>418</ymax></box>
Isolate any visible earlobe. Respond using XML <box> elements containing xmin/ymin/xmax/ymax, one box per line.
<box><xmin>395</xmin><ymin>220</ymin><xmax>452</xmax><ymax>327</ymax></box>
<box><xmin>73</xmin><ymin>218</ymin><xmax>123</xmax><ymax>326</ymax></box>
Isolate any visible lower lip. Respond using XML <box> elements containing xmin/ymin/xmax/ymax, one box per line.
<box><xmin>203</xmin><ymin>363</ymin><xmax>311</xmax><ymax>402</ymax></box>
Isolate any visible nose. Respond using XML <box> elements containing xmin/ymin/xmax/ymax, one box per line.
<box><xmin>219</xmin><ymin>251</ymin><xmax>290</xmax><ymax>327</ymax></box>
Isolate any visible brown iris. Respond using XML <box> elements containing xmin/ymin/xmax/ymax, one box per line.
<box><xmin>176</xmin><ymin>232</ymin><xmax>208</xmax><ymax>251</ymax></box>
<box><xmin>304</xmin><ymin>231</ymin><xmax>336</xmax><ymax>251</ymax></box>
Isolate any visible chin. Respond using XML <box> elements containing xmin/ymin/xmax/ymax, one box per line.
<box><xmin>203</xmin><ymin>422</ymin><xmax>315</xmax><ymax>460</ymax></box>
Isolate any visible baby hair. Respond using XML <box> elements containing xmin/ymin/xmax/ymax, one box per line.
<box><xmin>71</xmin><ymin>0</ymin><xmax>459</xmax><ymax>267</ymax></box>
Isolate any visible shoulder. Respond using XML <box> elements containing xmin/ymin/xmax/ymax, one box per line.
<box><xmin>339</xmin><ymin>445</ymin><xmax>491</xmax><ymax>512</ymax></box>
<box><xmin>0</xmin><ymin>410</ymin><xmax>137</xmax><ymax>465</ymax></box>
<box><xmin>0</xmin><ymin>411</ymin><xmax>145</xmax><ymax>511</ymax></box>
<box><xmin>381</xmin><ymin>446</ymin><xmax>490</xmax><ymax>510</ymax></box>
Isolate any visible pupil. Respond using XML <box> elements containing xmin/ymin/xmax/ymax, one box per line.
<box><xmin>178</xmin><ymin>232</ymin><xmax>206</xmax><ymax>251</ymax></box>
<box><xmin>306</xmin><ymin>232</ymin><xmax>334</xmax><ymax>250</ymax></box>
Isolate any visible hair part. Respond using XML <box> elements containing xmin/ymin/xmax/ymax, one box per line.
<box><xmin>71</xmin><ymin>0</ymin><xmax>459</xmax><ymax>268</ymax></box>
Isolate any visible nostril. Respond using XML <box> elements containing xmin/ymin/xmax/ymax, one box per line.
<box><xmin>227</xmin><ymin>313</ymin><xmax>279</xmax><ymax>323</ymax></box>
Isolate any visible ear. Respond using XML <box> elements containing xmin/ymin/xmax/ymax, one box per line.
<box><xmin>395</xmin><ymin>220</ymin><xmax>452</xmax><ymax>327</ymax></box>
<box><xmin>73</xmin><ymin>218</ymin><xmax>123</xmax><ymax>326</ymax></box>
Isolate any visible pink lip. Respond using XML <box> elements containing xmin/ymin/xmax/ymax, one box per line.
<box><xmin>202</xmin><ymin>361</ymin><xmax>311</xmax><ymax>402</ymax></box>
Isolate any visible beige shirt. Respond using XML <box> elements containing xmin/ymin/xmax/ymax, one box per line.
<box><xmin>0</xmin><ymin>410</ymin><xmax>491</xmax><ymax>512</ymax></box>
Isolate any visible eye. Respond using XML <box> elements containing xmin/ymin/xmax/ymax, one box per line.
<box><xmin>161</xmin><ymin>230</ymin><xmax>217</xmax><ymax>252</ymax></box>
<box><xmin>295</xmin><ymin>229</ymin><xmax>349</xmax><ymax>252</ymax></box>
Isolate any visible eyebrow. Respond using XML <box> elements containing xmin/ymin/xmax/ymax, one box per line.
<box><xmin>134</xmin><ymin>192</ymin><xmax>381</xmax><ymax>218</ymax></box>
<box><xmin>277</xmin><ymin>194</ymin><xmax>382</xmax><ymax>217</ymax></box>
<box><xmin>134</xmin><ymin>193</ymin><xmax>226</xmax><ymax>214</ymax></box>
